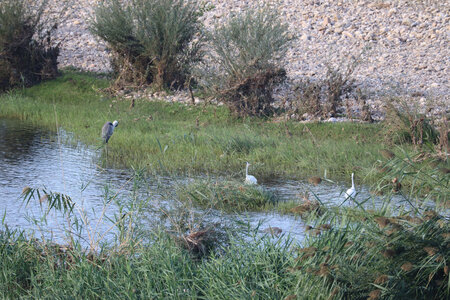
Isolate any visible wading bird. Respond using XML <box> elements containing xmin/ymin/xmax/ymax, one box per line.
<box><xmin>245</xmin><ymin>162</ymin><xmax>257</xmax><ymax>185</ymax></box>
<box><xmin>102</xmin><ymin>120</ymin><xmax>119</xmax><ymax>144</ymax></box>
<box><xmin>344</xmin><ymin>173</ymin><xmax>356</xmax><ymax>200</ymax></box>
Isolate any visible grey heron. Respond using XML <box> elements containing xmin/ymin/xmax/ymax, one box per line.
<box><xmin>344</xmin><ymin>173</ymin><xmax>356</xmax><ymax>200</ymax></box>
<box><xmin>244</xmin><ymin>162</ymin><xmax>257</xmax><ymax>185</ymax></box>
<box><xmin>102</xmin><ymin>120</ymin><xmax>119</xmax><ymax>144</ymax></box>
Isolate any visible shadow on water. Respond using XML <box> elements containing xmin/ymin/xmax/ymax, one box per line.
<box><xmin>0</xmin><ymin>118</ymin><xmax>46</xmax><ymax>161</ymax></box>
<box><xmin>0</xmin><ymin>118</ymin><xmax>428</xmax><ymax>246</ymax></box>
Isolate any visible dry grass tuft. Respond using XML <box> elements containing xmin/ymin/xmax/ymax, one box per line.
<box><xmin>381</xmin><ymin>248</ymin><xmax>396</xmax><ymax>258</ymax></box>
<box><xmin>290</xmin><ymin>199</ymin><xmax>321</xmax><ymax>217</ymax></box>
<box><xmin>39</xmin><ymin>194</ymin><xmax>48</xmax><ymax>203</ymax></box>
<box><xmin>344</xmin><ymin>241</ymin><xmax>354</xmax><ymax>248</ymax></box>
<box><xmin>308</xmin><ymin>176</ymin><xmax>322</xmax><ymax>186</ymax></box>
<box><xmin>22</xmin><ymin>186</ymin><xmax>31</xmax><ymax>195</ymax></box>
<box><xmin>368</xmin><ymin>289</ymin><xmax>381</xmax><ymax>300</ymax></box>
<box><xmin>380</xmin><ymin>149</ymin><xmax>395</xmax><ymax>159</ymax></box>
<box><xmin>327</xmin><ymin>287</ymin><xmax>340</xmax><ymax>300</ymax></box>
<box><xmin>319</xmin><ymin>224</ymin><xmax>332</xmax><ymax>231</ymax></box>
<box><xmin>374</xmin><ymin>217</ymin><xmax>390</xmax><ymax>229</ymax></box>
<box><xmin>423</xmin><ymin>210</ymin><xmax>438</xmax><ymax>220</ymax></box>
<box><xmin>298</xmin><ymin>247</ymin><xmax>317</xmax><ymax>254</ymax></box>
<box><xmin>177</xmin><ymin>227</ymin><xmax>218</xmax><ymax>257</ymax></box>
<box><xmin>374</xmin><ymin>274</ymin><xmax>389</xmax><ymax>284</ymax></box>
<box><xmin>401</xmin><ymin>262</ymin><xmax>414</xmax><ymax>272</ymax></box>
<box><xmin>423</xmin><ymin>247</ymin><xmax>438</xmax><ymax>256</ymax></box>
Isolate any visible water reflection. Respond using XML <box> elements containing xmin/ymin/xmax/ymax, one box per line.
<box><xmin>0</xmin><ymin>119</ymin><xmax>44</xmax><ymax>162</ymax></box>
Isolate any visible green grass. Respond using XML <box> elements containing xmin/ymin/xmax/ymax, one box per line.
<box><xmin>176</xmin><ymin>179</ymin><xmax>278</xmax><ymax>211</ymax></box>
<box><xmin>0</xmin><ymin>227</ymin><xmax>297</xmax><ymax>299</ymax></box>
<box><xmin>0</xmin><ymin>71</ymin><xmax>403</xmax><ymax>185</ymax></box>
<box><xmin>2</xmin><ymin>203</ymin><xmax>448</xmax><ymax>299</ymax></box>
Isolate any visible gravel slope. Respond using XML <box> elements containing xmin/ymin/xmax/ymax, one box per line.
<box><xmin>48</xmin><ymin>0</ymin><xmax>449</xmax><ymax>110</ymax></box>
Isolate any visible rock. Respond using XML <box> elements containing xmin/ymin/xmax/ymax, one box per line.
<box><xmin>327</xmin><ymin>117</ymin><xmax>338</xmax><ymax>123</ymax></box>
<box><xmin>334</xmin><ymin>27</ymin><xmax>343</xmax><ymax>34</ymax></box>
<box><xmin>300</xmin><ymin>34</ymin><xmax>311</xmax><ymax>41</ymax></box>
<box><xmin>430</xmin><ymin>83</ymin><xmax>439</xmax><ymax>88</ymax></box>
<box><xmin>342</xmin><ymin>31</ymin><xmax>354</xmax><ymax>39</ymax></box>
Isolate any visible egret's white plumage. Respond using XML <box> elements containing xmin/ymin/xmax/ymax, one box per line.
<box><xmin>344</xmin><ymin>173</ymin><xmax>356</xmax><ymax>200</ymax></box>
<box><xmin>102</xmin><ymin>120</ymin><xmax>119</xmax><ymax>143</ymax></box>
<box><xmin>245</xmin><ymin>162</ymin><xmax>257</xmax><ymax>185</ymax></box>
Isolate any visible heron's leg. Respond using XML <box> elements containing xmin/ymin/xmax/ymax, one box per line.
<box><xmin>104</xmin><ymin>143</ymin><xmax>108</xmax><ymax>161</ymax></box>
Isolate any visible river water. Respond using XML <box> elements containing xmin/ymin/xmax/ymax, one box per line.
<box><xmin>0</xmin><ymin>118</ymin><xmax>409</xmax><ymax>245</ymax></box>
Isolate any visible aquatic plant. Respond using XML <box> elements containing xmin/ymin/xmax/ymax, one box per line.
<box><xmin>176</xmin><ymin>179</ymin><xmax>277</xmax><ymax>211</ymax></box>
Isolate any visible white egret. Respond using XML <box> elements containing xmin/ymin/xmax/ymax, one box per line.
<box><xmin>245</xmin><ymin>162</ymin><xmax>257</xmax><ymax>185</ymax></box>
<box><xmin>344</xmin><ymin>173</ymin><xmax>356</xmax><ymax>200</ymax></box>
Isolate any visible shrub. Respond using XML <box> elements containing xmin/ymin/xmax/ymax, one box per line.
<box><xmin>382</xmin><ymin>100</ymin><xmax>439</xmax><ymax>146</ymax></box>
<box><xmin>199</xmin><ymin>7</ymin><xmax>289</xmax><ymax>117</ymax></box>
<box><xmin>323</xmin><ymin>63</ymin><xmax>356</xmax><ymax>117</ymax></box>
<box><xmin>0</xmin><ymin>0</ymin><xmax>59</xmax><ymax>91</ymax></box>
<box><xmin>90</xmin><ymin>0</ymin><xmax>202</xmax><ymax>90</ymax></box>
<box><xmin>294</xmin><ymin>55</ymin><xmax>359</xmax><ymax>119</ymax></box>
<box><xmin>294</xmin><ymin>78</ymin><xmax>323</xmax><ymax>118</ymax></box>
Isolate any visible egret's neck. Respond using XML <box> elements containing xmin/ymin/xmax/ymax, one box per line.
<box><xmin>351</xmin><ymin>174</ymin><xmax>355</xmax><ymax>188</ymax></box>
<box><xmin>246</xmin><ymin>164</ymin><xmax>249</xmax><ymax>176</ymax></box>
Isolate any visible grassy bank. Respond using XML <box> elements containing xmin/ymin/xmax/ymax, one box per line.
<box><xmin>176</xmin><ymin>179</ymin><xmax>278</xmax><ymax>211</ymax></box>
<box><xmin>0</xmin><ymin>71</ymin><xmax>406</xmax><ymax>185</ymax></box>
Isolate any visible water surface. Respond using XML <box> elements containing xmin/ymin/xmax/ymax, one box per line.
<box><xmin>0</xmin><ymin>118</ymin><xmax>411</xmax><ymax>245</ymax></box>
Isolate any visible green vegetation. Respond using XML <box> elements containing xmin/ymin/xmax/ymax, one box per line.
<box><xmin>0</xmin><ymin>227</ymin><xmax>297</xmax><ymax>299</ymax></box>
<box><xmin>0</xmin><ymin>71</ymin><xmax>407</xmax><ymax>185</ymax></box>
<box><xmin>199</xmin><ymin>7</ymin><xmax>288</xmax><ymax>117</ymax></box>
<box><xmin>90</xmin><ymin>0</ymin><xmax>201</xmax><ymax>89</ymax></box>
<box><xmin>176</xmin><ymin>179</ymin><xmax>277</xmax><ymax>211</ymax></box>
<box><xmin>290</xmin><ymin>208</ymin><xmax>449</xmax><ymax>299</ymax></box>
<box><xmin>382</xmin><ymin>101</ymin><xmax>440</xmax><ymax>146</ymax></box>
<box><xmin>0</xmin><ymin>1</ymin><xmax>448</xmax><ymax>298</ymax></box>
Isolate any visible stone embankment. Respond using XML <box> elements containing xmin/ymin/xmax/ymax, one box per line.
<box><xmin>48</xmin><ymin>0</ymin><xmax>449</xmax><ymax>118</ymax></box>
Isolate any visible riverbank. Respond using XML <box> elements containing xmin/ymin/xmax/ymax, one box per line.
<box><xmin>0</xmin><ymin>71</ymin><xmax>409</xmax><ymax>185</ymax></box>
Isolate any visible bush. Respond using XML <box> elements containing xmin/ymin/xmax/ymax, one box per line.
<box><xmin>382</xmin><ymin>101</ymin><xmax>439</xmax><ymax>146</ymax></box>
<box><xmin>199</xmin><ymin>7</ymin><xmax>289</xmax><ymax>117</ymax></box>
<box><xmin>294</xmin><ymin>55</ymin><xmax>360</xmax><ymax>120</ymax></box>
<box><xmin>0</xmin><ymin>0</ymin><xmax>59</xmax><ymax>91</ymax></box>
<box><xmin>90</xmin><ymin>0</ymin><xmax>202</xmax><ymax>90</ymax></box>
